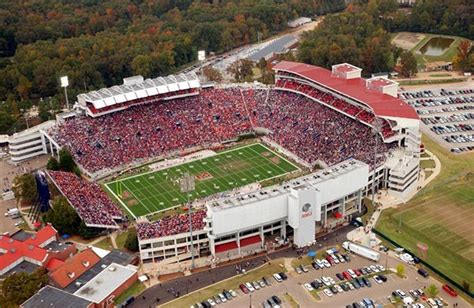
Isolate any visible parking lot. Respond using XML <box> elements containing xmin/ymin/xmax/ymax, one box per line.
<box><xmin>400</xmin><ymin>88</ymin><xmax>474</xmax><ymax>153</ymax></box>
<box><xmin>210</xmin><ymin>251</ymin><xmax>470</xmax><ymax>308</ymax></box>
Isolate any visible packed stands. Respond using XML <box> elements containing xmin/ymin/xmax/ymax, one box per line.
<box><xmin>51</xmin><ymin>88</ymin><xmax>252</xmax><ymax>173</ymax></box>
<box><xmin>51</xmin><ymin>86</ymin><xmax>396</xmax><ymax>175</ymax></box>
<box><xmin>137</xmin><ymin>210</ymin><xmax>207</xmax><ymax>240</ymax></box>
<box><xmin>243</xmin><ymin>89</ymin><xmax>392</xmax><ymax>167</ymax></box>
<box><xmin>47</xmin><ymin>171</ymin><xmax>124</xmax><ymax>229</ymax></box>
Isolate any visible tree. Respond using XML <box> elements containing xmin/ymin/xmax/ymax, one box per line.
<box><xmin>58</xmin><ymin>148</ymin><xmax>76</xmax><ymax>172</ymax></box>
<box><xmin>400</xmin><ymin>51</ymin><xmax>418</xmax><ymax>77</ymax></box>
<box><xmin>124</xmin><ymin>229</ymin><xmax>139</xmax><ymax>252</ymax></box>
<box><xmin>426</xmin><ymin>284</ymin><xmax>439</xmax><ymax>297</ymax></box>
<box><xmin>77</xmin><ymin>221</ymin><xmax>103</xmax><ymax>239</ymax></box>
<box><xmin>0</xmin><ymin>111</ymin><xmax>15</xmax><ymax>134</ymax></box>
<box><xmin>202</xmin><ymin>66</ymin><xmax>223</xmax><ymax>82</ymax></box>
<box><xmin>396</xmin><ymin>263</ymin><xmax>405</xmax><ymax>277</ymax></box>
<box><xmin>43</xmin><ymin>196</ymin><xmax>81</xmax><ymax>235</ymax></box>
<box><xmin>131</xmin><ymin>54</ymin><xmax>154</xmax><ymax>77</ymax></box>
<box><xmin>453</xmin><ymin>40</ymin><xmax>473</xmax><ymax>72</ymax></box>
<box><xmin>12</xmin><ymin>173</ymin><xmax>37</xmax><ymax>204</ymax></box>
<box><xmin>38</xmin><ymin>101</ymin><xmax>52</xmax><ymax>122</ymax></box>
<box><xmin>462</xmin><ymin>280</ymin><xmax>470</xmax><ymax>292</ymax></box>
<box><xmin>227</xmin><ymin>59</ymin><xmax>254</xmax><ymax>82</ymax></box>
<box><xmin>1</xmin><ymin>268</ymin><xmax>48</xmax><ymax>305</ymax></box>
<box><xmin>46</xmin><ymin>157</ymin><xmax>60</xmax><ymax>170</ymax></box>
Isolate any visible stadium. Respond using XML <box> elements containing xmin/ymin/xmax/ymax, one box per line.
<box><xmin>37</xmin><ymin>61</ymin><xmax>421</xmax><ymax>264</ymax></box>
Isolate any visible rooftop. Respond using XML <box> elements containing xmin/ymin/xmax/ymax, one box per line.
<box><xmin>367</xmin><ymin>77</ymin><xmax>397</xmax><ymax>88</ymax></box>
<box><xmin>49</xmin><ymin>248</ymin><xmax>101</xmax><ymax>288</ymax></box>
<box><xmin>73</xmin><ymin>263</ymin><xmax>137</xmax><ymax>304</ymax></box>
<box><xmin>208</xmin><ymin>159</ymin><xmax>366</xmax><ymax>211</ymax></box>
<box><xmin>64</xmin><ymin>249</ymin><xmax>136</xmax><ymax>293</ymax></box>
<box><xmin>0</xmin><ymin>224</ymin><xmax>57</xmax><ymax>272</ymax></box>
<box><xmin>22</xmin><ymin>286</ymin><xmax>92</xmax><ymax>308</ymax></box>
<box><xmin>78</xmin><ymin>72</ymin><xmax>200</xmax><ymax>110</ymax></box>
<box><xmin>333</xmin><ymin>63</ymin><xmax>362</xmax><ymax>74</ymax></box>
<box><xmin>273</xmin><ymin>61</ymin><xmax>418</xmax><ymax>120</ymax></box>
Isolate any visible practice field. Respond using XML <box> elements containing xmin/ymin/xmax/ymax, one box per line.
<box><xmin>105</xmin><ymin>143</ymin><xmax>299</xmax><ymax>218</ymax></box>
<box><xmin>377</xmin><ymin>136</ymin><xmax>474</xmax><ymax>287</ymax></box>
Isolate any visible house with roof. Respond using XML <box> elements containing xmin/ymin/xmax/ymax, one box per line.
<box><xmin>49</xmin><ymin>248</ymin><xmax>101</xmax><ymax>289</ymax></box>
<box><xmin>21</xmin><ymin>285</ymin><xmax>93</xmax><ymax>308</ymax></box>
<box><xmin>0</xmin><ymin>224</ymin><xmax>76</xmax><ymax>277</ymax></box>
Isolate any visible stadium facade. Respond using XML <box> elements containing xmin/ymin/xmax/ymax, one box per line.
<box><xmin>15</xmin><ymin>60</ymin><xmax>420</xmax><ymax>264</ymax></box>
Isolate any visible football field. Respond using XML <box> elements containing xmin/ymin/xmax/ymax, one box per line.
<box><xmin>105</xmin><ymin>143</ymin><xmax>299</xmax><ymax>218</ymax></box>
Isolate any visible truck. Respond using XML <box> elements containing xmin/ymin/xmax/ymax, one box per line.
<box><xmin>4</xmin><ymin>208</ymin><xmax>19</xmax><ymax>217</ymax></box>
<box><xmin>342</xmin><ymin>241</ymin><xmax>380</xmax><ymax>262</ymax></box>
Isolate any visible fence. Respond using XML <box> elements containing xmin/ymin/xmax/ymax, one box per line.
<box><xmin>372</xmin><ymin>228</ymin><xmax>473</xmax><ymax>298</ymax></box>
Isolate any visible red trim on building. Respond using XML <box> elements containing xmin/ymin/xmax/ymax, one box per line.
<box><xmin>215</xmin><ymin>241</ymin><xmax>238</xmax><ymax>253</ymax></box>
<box><xmin>240</xmin><ymin>235</ymin><xmax>261</xmax><ymax>247</ymax></box>
<box><xmin>273</xmin><ymin>61</ymin><xmax>418</xmax><ymax>120</ymax></box>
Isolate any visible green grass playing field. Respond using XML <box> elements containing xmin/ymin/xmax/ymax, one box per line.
<box><xmin>377</xmin><ymin>136</ymin><xmax>474</xmax><ymax>288</ymax></box>
<box><xmin>105</xmin><ymin>143</ymin><xmax>299</xmax><ymax>218</ymax></box>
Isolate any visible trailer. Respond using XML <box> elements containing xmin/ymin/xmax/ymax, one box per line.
<box><xmin>342</xmin><ymin>241</ymin><xmax>380</xmax><ymax>262</ymax></box>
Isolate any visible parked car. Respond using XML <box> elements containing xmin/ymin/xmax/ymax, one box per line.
<box><xmin>442</xmin><ymin>284</ymin><xmax>458</xmax><ymax>297</ymax></box>
<box><xmin>262</xmin><ymin>277</ymin><xmax>271</xmax><ymax>286</ymax></box>
<box><xmin>304</xmin><ymin>283</ymin><xmax>314</xmax><ymax>291</ymax></box>
<box><xmin>271</xmin><ymin>295</ymin><xmax>282</xmax><ymax>305</ymax></box>
<box><xmin>245</xmin><ymin>282</ymin><xmax>255</xmax><ymax>292</ymax></box>
<box><xmin>301</xmin><ymin>265</ymin><xmax>309</xmax><ymax>273</ymax></box>
<box><xmin>373</xmin><ymin>275</ymin><xmax>383</xmax><ymax>284</ymax></box>
<box><xmin>273</xmin><ymin>273</ymin><xmax>282</xmax><ymax>283</ymax></box>
<box><xmin>336</xmin><ymin>273</ymin><xmax>345</xmax><ymax>281</ymax></box>
<box><xmin>323</xmin><ymin>289</ymin><xmax>333</xmax><ymax>297</ymax></box>
<box><xmin>240</xmin><ymin>284</ymin><xmax>249</xmax><ymax>294</ymax></box>
<box><xmin>417</xmin><ymin>268</ymin><xmax>429</xmax><ymax>278</ymax></box>
<box><xmin>278</xmin><ymin>272</ymin><xmax>287</xmax><ymax>280</ymax></box>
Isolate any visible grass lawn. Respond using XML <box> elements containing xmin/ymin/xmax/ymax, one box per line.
<box><xmin>291</xmin><ymin>250</ymin><xmax>328</xmax><ymax>268</ymax></box>
<box><xmin>309</xmin><ymin>290</ymin><xmax>321</xmax><ymax>301</ymax></box>
<box><xmin>114</xmin><ymin>281</ymin><xmax>146</xmax><ymax>304</ymax></box>
<box><xmin>420</xmin><ymin>159</ymin><xmax>435</xmax><ymax>169</ymax></box>
<box><xmin>429</xmin><ymin>73</ymin><xmax>452</xmax><ymax>77</ymax></box>
<box><xmin>115</xmin><ymin>230</ymin><xmax>132</xmax><ymax>249</ymax></box>
<box><xmin>398</xmin><ymin>78</ymin><xmax>467</xmax><ymax>86</ymax></box>
<box><xmin>94</xmin><ymin>237</ymin><xmax>114</xmax><ymax>250</ymax></box>
<box><xmin>408</xmin><ymin>33</ymin><xmax>466</xmax><ymax>68</ymax></box>
<box><xmin>282</xmin><ymin>292</ymin><xmax>300</xmax><ymax>307</ymax></box>
<box><xmin>424</xmin><ymin>170</ymin><xmax>433</xmax><ymax>178</ymax></box>
<box><xmin>376</xmin><ymin>134</ymin><xmax>474</xmax><ymax>286</ymax></box>
<box><xmin>161</xmin><ymin>259</ymin><xmax>287</xmax><ymax>308</ymax></box>
<box><xmin>105</xmin><ymin>143</ymin><xmax>299</xmax><ymax>218</ymax></box>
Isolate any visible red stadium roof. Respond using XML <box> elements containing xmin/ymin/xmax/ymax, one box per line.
<box><xmin>273</xmin><ymin>61</ymin><xmax>418</xmax><ymax>120</ymax></box>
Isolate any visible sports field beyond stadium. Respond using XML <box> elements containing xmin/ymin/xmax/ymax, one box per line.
<box><xmin>105</xmin><ymin>143</ymin><xmax>299</xmax><ymax>218</ymax></box>
<box><xmin>377</xmin><ymin>136</ymin><xmax>474</xmax><ymax>287</ymax></box>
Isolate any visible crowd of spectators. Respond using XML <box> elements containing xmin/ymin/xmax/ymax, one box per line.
<box><xmin>48</xmin><ymin>170</ymin><xmax>123</xmax><ymax>228</ymax></box>
<box><xmin>51</xmin><ymin>88</ymin><xmax>252</xmax><ymax>173</ymax></box>
<box><xmin>137</xmin><ymin>210</ymin><xmax>207</xmax><ymax>239</ymax></box>
<box><xmin>51</xmin><ymin>85</ymin><xmax>396</xmax><ymax>174</ymax></box>
<box><xmin>275</xmin><ymin>78</ymin><xmax>396</xmax><ymax>138</ymax></box>
<box><xmin>242</xmin><ymin>89</ymin><xmax>391</xmax><ymax>167</ymax></box>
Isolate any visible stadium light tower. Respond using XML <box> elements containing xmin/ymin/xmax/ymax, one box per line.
<box><xmin>60</xmin><ymin>76</ymin><xmax>70</xmax><ymax>111</ymax></box>
<box><xmin>181</xmin><ymin>172</ymin><xmax>196</xmax><ymax>269</ymax></box>
<box><xmin>371</xmin><ymin>118</ymin><xmax>383</xmax><ymax>210</ymax></box>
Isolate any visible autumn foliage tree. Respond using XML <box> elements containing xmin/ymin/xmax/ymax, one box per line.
<box><xmin>453</xmin><ymin>40</ymin><xmax>473</xmax><ymax>72</ymax></box>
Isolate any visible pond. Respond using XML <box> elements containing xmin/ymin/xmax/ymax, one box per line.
<box><xmin>418</xmin><ymin>37</ymin><xmax>455</xmax><ymax>56</ymax></box>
